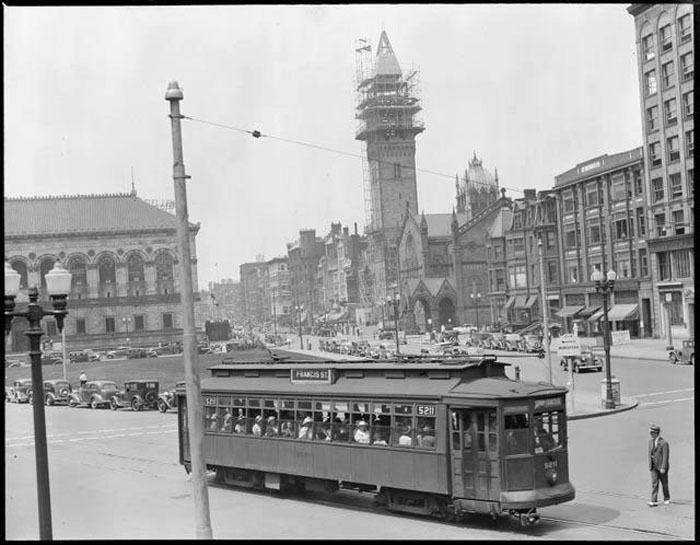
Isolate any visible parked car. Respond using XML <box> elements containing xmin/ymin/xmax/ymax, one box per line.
<box><xmin>669</xmin><ymin>339</ymin><xmax>694</xmax><ymax>365</ymax></box>
<box><xmin>503</xmin><ymin>333</ymin><xmax>522</xmax><ymax>351</ymax></box>
<box><xmin>6</xmin><ymin>357</ymin><xmax>24</xmax><ymax>368</ymax></box>
<box><xmin>127</xmin><ymin>347</ymin><xmax>148</xmax><ymax>359</ymax></box>
<box><xmin>157</xmin><ymin>380</ymin><xmax>186</xmax><ymax>413</ymax></box>
<box><xmin>560</xmin><ymin>347</ymin><xmax>603</xmax><ymax>373</ymax></box>
<box><xmin>41</xmin><ymin>351</ymin><xmax>64</xmax><ymax>365</ymax></box>
<box><xmin>43</xmin><ymin>379</ymin><xmax>73</xmax><ymax>405</ymax></box>
<box><xmin>7</xmin><ymin>378</ymin><xmax>33</xmax><ymax>403</ymax></box>
<box><xmin>520</xmin><ymin>334</ymin><xmax>543</xmax><ymax>353</ymax></box>
<box><xmin>110</xmin><ymin>380</ymin><xmax>160</xmax><ymax>411</ymax></box>
<box><xmin>105</xmin><ymin>347</ymin><xmax>130</xmax><ymax>360</ymax></box>
<box><xmin>377</xmin><ymin>329</ymin><xmax>394</xmax><ymax>341</ymax></box>
<box><xmin>69</xmin><ymin>349</ymin><xmax>100</xmax><ymax>363</ymax></box>
<box><xmin>68</xmin><ymin>380</ymin><xmax>120</xmax><ymax>409</ymax></box>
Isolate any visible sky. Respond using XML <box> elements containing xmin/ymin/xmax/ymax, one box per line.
<box><xmin>4</xmin><ymin>4</ymin><xmax>643</xmax><ymax>291</ymax></box>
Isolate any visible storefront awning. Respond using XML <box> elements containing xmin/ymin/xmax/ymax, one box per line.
<box><xmin>607</xmin><ymin>304</ymin><xmax>639</xmax><ymax>321</ymax></box>
<box><xmin>513</xmin><ymin>295</ymin><xmax>529</xmax><ymax>309</ymax></box>
<box><xmin>503</xmin><ymin>296</ymin><xmax>516</xmax><ymax>310</ymax></box>
<box><xmin>556</xmin><ymin>305</ymin><xmax>584</xmax><ymax>318</ymax></box>
<box><xmin>587</xmin><ymin>308</ymin><xmax>606</xmax><ymax>322</ymax></box>
<box><xmin>576</xmin><ymin>306</ymin><xmax>601</xmax><ymax>318</ymax></box>
<box><xmin>524</xmin><ymin>295</ymin><xmax>538</xmax><ymax>308</ymax></box>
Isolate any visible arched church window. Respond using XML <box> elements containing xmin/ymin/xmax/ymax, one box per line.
<box><xmin>68</xmin><ymin>256</ymin><xmax>88</xmax><ymax>286</ymax></box>
<box><xmin>127</xmin><ymin>253</ymin><xmax>145</xmax><ymax>282</ymax></box>
<box><xmin>11</xmin><ymin>260</ymin><xmax>28</xmax><ymax>289</ymax></box>
<box><xmin>98</xmin><ymin>254</ymin><xmax>116</xmax><ymax>284</ymax></box>
<box><xmin>155</xmin><ymin>252</ymin><xmax>174</xmax><ymax>281</ymax></box>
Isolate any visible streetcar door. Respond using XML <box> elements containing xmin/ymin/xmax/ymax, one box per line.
<box><xmin>450</xmin><ymin>408</ymin><xmax>500</xmax><ymax>502</ymax></box>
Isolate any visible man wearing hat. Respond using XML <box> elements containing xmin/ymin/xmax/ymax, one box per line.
<box><xmin>648</xmin><ymin>424</ymin><xmax>670</xmax><ymax>507</ymax></box>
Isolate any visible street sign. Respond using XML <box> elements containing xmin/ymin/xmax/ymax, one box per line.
<box><xmin>557</xmin><ymin>333</ymin><xmax>582</xmax><ymax>357</ymax></box>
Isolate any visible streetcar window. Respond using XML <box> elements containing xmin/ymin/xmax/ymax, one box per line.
<box><xmin>264</xmin><ymin>399</ymin><xmax>277</xmax><ymax>409</ymax></box>
<box><xmin>205</xmin><ymin>406</ymin><xmax>219</xmax><ymax>432</ymax></box>
<box><xmin>416</xmin><ymin>416</ymin><xmax>436</xmax><ymax>449</ymax></box>
<box><xmin>233</xmin><ymin>409</ymin><xmax>247</xmax><ymax>433</ymax></box>
<box><xmin>220</xmin><ymin>408</ymin><xmax>233</xmax><ymax>432</ymax></box>
<box><xmin>450</xmin><ymin>411</ymin><xmax>462</xmax><ymax>450</ymax></box>
<box><xmin>218</xmin><ymin>396</ymin><xmax>232</xmax><ymax>406</ymax></box>
<box><xmin>371</xmin><ymin>415</ymin><xmax>390</xmax><ymax>445</ymax></box>
<box><xmin>281</xmin><ymin>400</ymin><xmax>295</xmax><ymax>409</ymax></box>
<box><xmin>393</xmin><ymin>416</ymin><xmax>414</xmax><ymax>447</ymax></box>
<box><xmin>233</xmin><ymin>397</ymin><xmax>245</xmax><ymax>407</ymax></box>
<box><xmin>504</xmin><ymin>413</ymin><xmax>530</xmax><ymax>455</ymax></box>
<box><xmin>534</xmin><ymin>411</ymin><xmax>563</xmax><ymax>453</ymax></box>
<box><xmin>298</xmin><ymin>401</ymin><xmax>312</xmax><ymax>411</ymax></box>
<box><xmin>248</xmin><ymin>399</ymin><xmax>260</xmax><ymax>408</ymax></box>
<box><xmin>372</xmin><ymin>403</ymin><xmax>391</xmax><ymax>415</ymax></box>
<box><xmin>279</xmin><ymin>409</ymin><xmax>296</xmax><ymax>438</ymax></box>
<box><xmin>395</xmin><ymin>403</ymin><xmax>413</xmax><ymax>415</ymax></box>
<box><xmin>331</xmin><ymin>410</ymin><xmax>350</xmax><ymax>442</ymax></box>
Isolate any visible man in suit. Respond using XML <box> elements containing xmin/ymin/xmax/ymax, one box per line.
<box><xmin>648</xmin><ymin>424</ymin><xmax>670</xmax><ymax>507</ymax></box>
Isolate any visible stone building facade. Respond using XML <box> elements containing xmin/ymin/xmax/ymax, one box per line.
<box><xmin>5</xmin><ymin>192</ymin><xmax>200</xmax><ymax>352</ymax></box>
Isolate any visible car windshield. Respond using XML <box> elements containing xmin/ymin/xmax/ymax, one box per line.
<box><xmin>102</xmin><ymin>382</ymin><xmax>118</xmax><ymax>389</ymax></box>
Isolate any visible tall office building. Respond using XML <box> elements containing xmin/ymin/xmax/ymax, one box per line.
<box><xmin>628</xmin><ymin>3</ymin><xmax>694</xmax><ymax>339</ymax></box>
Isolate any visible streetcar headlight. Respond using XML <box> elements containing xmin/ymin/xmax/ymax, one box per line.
<box><xmin>545</xmin><ymin>467</ymin><xmax>558</xmax><ymax>486</ymax></box>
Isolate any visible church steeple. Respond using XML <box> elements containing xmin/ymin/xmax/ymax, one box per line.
<box><xmin>375</xmin><ymin>30</ymin><xmax>402</xmax><ymax>76</ymax></box>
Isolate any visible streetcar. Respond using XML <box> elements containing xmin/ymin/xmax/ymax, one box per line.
<box><xmin>176</xmin><ymin>354</ymin><xmax>575</xmax><ymax>525</ymax></box>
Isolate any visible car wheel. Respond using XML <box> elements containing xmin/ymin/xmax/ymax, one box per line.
<box><xmin>45</xmin><ymin>394</ymin><xmax>54</xmax><ymax>406</ymax></box>
<box><xmin>90</xmin><ymin>397</ymin><xmax>101</xmax><ymax>410</ymax></box>
<box><xmin>110</xmin><ymin>398</ymin><xmax>119</xmax><ymax>411</ymax></box>
<box><xmin>691</xmin><ymin>354</ymin><xmax>695</xmax><ymax>366</ymax></box>
<box><xmin>157</xmin><ymin>399</ymin><xmax>168</xmax><ymax>413</ymax></box>
<box><xmin>131</xmin><ymin>398</ymin><xmax>142</xmax><ymax>412</ymax></box>
<box><xmin>27</xmin><ymin>392</ymin><xmax>33</xmax><ymax>405</ymax></box>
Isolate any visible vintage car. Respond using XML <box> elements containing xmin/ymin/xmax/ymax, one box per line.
<box><xmin>503</xmin><ymin>333</ymin><xmax>522</xmax><ymax>351</ymax></box>
<box><xmin>43</xmin><ymin>379</ymin><xmax>73</xmax><ymax>405</ymax></box>
<box><xmin>69</xmin><ymin>349</ymin><xmax>100</xmax><ymax>363</ymax></box>
<box><xmin>105</xmin><ymin>347</ymin><xmax>130</xmax><ymax>360</ymax></box>
<box><xmin>669</xmin><ymin>339</ymin><xmax>694</xmax><ymax>365</ymax></box>
<box><xmin>68</xmin><ymin>380</ymin><xmax>120</xmax><ymax>409</ymax></box>
<box><xmin>520</xmin><ymin>334</ymin><xmax>543</xmax><ymax>353</ymax></box>
<box><xmin>7</xmin><ymin>378</ymin><xmax>33</xmax><ymax>403</ymax></box>
<box><xmin>40</xmin><ymin>351</ymin><xmax>64</xmax><ymax>366</ymax></box>
<box><xmin>110</xmin><ymin>380</ymin><xmax>160</xmax><ymax>411</ymax></box>
<box><xmin>560</xmin><ymin>346</ymin><xmax>603</xmax><ymax>373</ymax></box>
<box><xmin>157</xmin><ymin>380</ymin><xmax>186</xmax><ymax>413</ymax></box>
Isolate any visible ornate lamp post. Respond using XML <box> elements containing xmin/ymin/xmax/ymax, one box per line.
<box><xmin>591</xmin><ymin>268</ymin><xmax>618</xmax><ymax>409</ymax></box>
<box><xmin>386</xmin><ymin>292</ymin><xmax>401</xmax><ymax>356</ymax></box>
<box><xmin>470</xmin><ymin>291</ymin><xmax>482</xmax><ymax>330</ymax></box>
<box><xmin>5</xmin><ymin>260</ymin><xmax>72</xmax><ymax>540</ymax></box>
<box><xmin>295</xmin><ymin>305</ymin><xmax>304</xmax><ymax>349</ymax></box>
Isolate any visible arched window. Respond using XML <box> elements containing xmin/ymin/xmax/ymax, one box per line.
<box><xmin>98</xmin><ymin>254</ymin><xmax>116</xmax><ymax>284</ymax></box>
<box><xmin>155</xmin><ymin>252</ymin><xmax>174</xmax><ymax>281</ymax></box>
<box><xmin>11</xmin><ymin>261</ymin><xmax>28</xmax><ymax>289</ymax></box>
<box><xmin>40</xmin><ymin>257</ymin><xmax>56</xmax><ymax>288</ymax></box>
<box><xmin>127</xmin><ymin>253</ymin><xmax>145</xmax><ymax>282</ymax></box>
<box><xmin>68</xmin><ymin>256</ymin><xmax>88</xmax><ymax>287</ymax></box>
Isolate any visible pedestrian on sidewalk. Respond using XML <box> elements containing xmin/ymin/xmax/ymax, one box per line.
<box><xmin>648</xmin><ymin>424</ymin><xmax>670</xmax><ymax>507</ymax></box>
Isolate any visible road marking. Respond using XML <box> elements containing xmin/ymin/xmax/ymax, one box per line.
<box><xmin>641</xmin><ymin>397</ymin><xmax>694</xmax><ymax>407</ymax></box>
<box><xmin>634</xmin><ymin>388</ymin><xmax>694</xmax><ymax>398</ymax></box>
<box><xmin>6</xmin><ymin>424</ymin><xmax>177</xmax><ymax>442</ymax></box>
<box><xmin>6</xmin><ymin>428</ymin><xmax>177</xmax><ymax>448</ymax></box>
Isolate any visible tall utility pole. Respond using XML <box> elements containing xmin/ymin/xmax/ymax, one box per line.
<box><xmin>537</xmin><ymin>237</ymin><xmax>553</xmax><ymax>384</ymax></box>
<box><xmin>165</xmin><ymin>80</ymin><xmax>213</xmax><ymax>539</ymax></box>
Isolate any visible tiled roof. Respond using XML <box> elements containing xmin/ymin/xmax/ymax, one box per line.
<box><xmin>4</xmin><ymin>193</ymin><xmax>191</xmax><ymax>236</ymax></box>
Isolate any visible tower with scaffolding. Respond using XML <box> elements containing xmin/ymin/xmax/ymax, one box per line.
<box><xmin>354</xmin><ymin>31</ymin><xmax>424</xmax><ymax>317</ymax></box>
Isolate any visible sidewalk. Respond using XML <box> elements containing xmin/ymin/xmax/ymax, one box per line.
<box><xmin>557</xmin><ymin>336</ymin><xmax>675</xmax><ymax>363</ymax></box>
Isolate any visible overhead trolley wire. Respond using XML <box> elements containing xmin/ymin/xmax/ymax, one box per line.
<box><xmin>183</xmin><ymin>115</ymin><xmax>528</xmax><ymax>196</ymax></box>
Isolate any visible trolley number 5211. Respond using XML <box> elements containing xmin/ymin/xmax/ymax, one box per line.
<box><xmin>416</xmin><ymin>405</ymin><xmax>436</xmax><ymax>416</ymax></box>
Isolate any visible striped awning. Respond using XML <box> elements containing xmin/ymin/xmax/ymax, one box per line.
<box><xmin>524</xmin><ymin>295</ymin><xmax>538</xmax><ymax>308</ymax></box>
<box><xmin>556</xmin><ymin>305</ymin><xmax>584</xmax><ymax>318</ymax></box>
<box><xmin>503</xmin><ymin>296</ymin><xmax>516</xmax><ymax>310</ymax></box>
<box><xmin>587</xmin><ymin>308</ymin><xmax>607</xmax><ymax>322</ymax></box>
<box><xmin>577</xmin><ymin>306</ymin><xmax>601</xmax><ymax>318</ymax></box>
<box><xmin>607</xmin><ymin>304</ymin><xmax>639</xmax><ymax>321</ymax></box>
<box><xmin>513</xmin><ymin>296</ymin><xmax>529</xmax><ymax>309</ymax></box>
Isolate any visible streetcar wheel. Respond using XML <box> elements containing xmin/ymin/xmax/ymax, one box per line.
<box><xmin>157</xmin><ymin>399</ymin><xmax>168</xmax><ymax>413</ymax></box>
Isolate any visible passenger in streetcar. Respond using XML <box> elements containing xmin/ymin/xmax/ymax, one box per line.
<box><xmin>298</xmin><ymin>416</ymin><xmax>314</xmax><ymax>440</ymax></box>
<box><xmin>418</xmin><ymin>425</ymin><xmax>435</xmax><ymax>447</ymax></box>
<box><xmin>399</xmin><ymin>426</ymin><xmax>413</xmax><ymax>446</ymax></box>
<box><xmin>252</xmin><ymin>415</ymin><xmax>265</xmax><ymax>436</ymax></box>
<box><xmin>234</xmin><ymin>414</ymin><xmax>246</xmax><ymax>433</ymax></box>
<box><xmin>222</xmin><ymin>408</ymin><xmax>232</xmax><ymax>432</ymax></box>
<box><xmin>353</xmin><ymin>420</ymin><xmax>371</xmax><ymax>444</ymax></box>
<box><xmin>265</xmin><ymin>415</ymin><xmax>279</xmax><ymax>437</ymax></box>
<box><xmin>207</xmin><ymin>408</ymin><xmax>219</xmax><ymax>431</ymax></box>
<box><xmin>535</xmin><ymin>424</ymin><xmax>556</xmax><ymax>452</ymax></box>
<box><xmin>316</xmin><ymin>416</ymin><xmax>332</xmax><ymax>441</ymax></box>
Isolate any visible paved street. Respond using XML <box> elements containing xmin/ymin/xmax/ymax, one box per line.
<box><xmin>5</xmin><ymin>334</ymin><xmax>694</xmax><ymax>540</ymax></box>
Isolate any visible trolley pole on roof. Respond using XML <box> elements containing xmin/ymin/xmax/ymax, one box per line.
<box><xmin>165</xmin><ymin>80</ymin><xmax>213</xmax><ymax>539</ymax></box>
<box><xmin>537</xmin><ymin>237</ymin><xmax>553</xmax><ymax>384</ymax></box>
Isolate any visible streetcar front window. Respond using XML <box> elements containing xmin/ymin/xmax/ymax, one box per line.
<box><xmin>534</xmin><ymin>410</ymin><xmax>563</xmax><ymax>453</ymax></box>
<box><xmin>504</xmin><ymin>413</ymin><xmax>530</xmax><ymax>455</ymax></box>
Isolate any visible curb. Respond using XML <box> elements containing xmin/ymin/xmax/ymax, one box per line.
<box><xmin>568</xmin><ymin>398</ymin><xmax>639</xmax><ymax>421</ymax></box>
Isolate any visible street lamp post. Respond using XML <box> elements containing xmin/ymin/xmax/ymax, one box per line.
<box><xmin>5</xmin><ymin>260</ymin><xmax>72</xmax><ymax>540</ymax></box>
<box><xmin>537</xmin><ymin>237</ymin><xmax>553</xmax><ymax>384</ymax></box>
<box><xmin>470</xmin><ymin>291</ymin><xmax>482</xmax><ymax>330</ymax></box>
<box><xmin>386</xmin><ymin>292</ymin><xmax>401</xmax><ymax>356</ymax></box>
<box><xmin>295</xmin><ymin>305</ymin><xmax>304</xmax><ymax>349</ymax></box>
<box><xmin>591</xmin><ymin>268</ymin><xmax>618</xmax><ymax>409</ymax></box>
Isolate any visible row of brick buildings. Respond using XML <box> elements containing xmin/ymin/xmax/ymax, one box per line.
<box><xmin>237</xmin><ymin>5</ymin><xmax>694</xmax><ymax>340</ymax></box>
